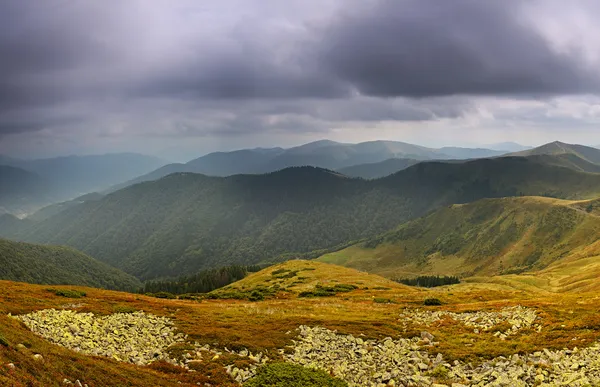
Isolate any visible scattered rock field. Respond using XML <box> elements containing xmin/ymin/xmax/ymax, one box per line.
<box><xmin>11</xmin><ymin>306</ymin><xmax>600</xmax><ymax>386</ymax></box>
<box><xmin>399</xmin><ymin>306</ymin><xmax>540</xmax><ymax>338</ymax></box>
<box><xmin>13</xmin><ymin>309</ymin><xmax>184</xmax><ymax>365</ymax></box>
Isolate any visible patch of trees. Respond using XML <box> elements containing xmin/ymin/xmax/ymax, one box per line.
<box><xmin>396</xmin><ymin>275</ymin><xmax>460</xmax><ymax>288</ymax></box>
<box><xmin>141</xmin><ymin>264</ymin><xmax>264</xmax><ymax>295</ymax></box>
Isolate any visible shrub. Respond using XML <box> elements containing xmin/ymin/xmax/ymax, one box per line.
<box><xmin>248</xmin><ymin>290</ymin><xmax>265</xmax><ymax>302</ymax></box>
<box><xmin>113</xmin><ymin>305</ymin><xmax>137</xmax><ymax>314</ymax></box>
<box><xmin>207</xmin><ymin>286</ymin><xmax>274</xmax><ymax>301</ymax></box>
<box><xmin>0</xmin><ymin>332</ymin><xmax>8</xmax><ymax>347</ymax></box>
<box><xmin>47</xmin><ymin>288</ymin><xmax>87</xmax><ymax>298</ymax></box>
<box><xmin>428</xmin><ymin>364</ymin><xmax>449</xmax><ymax>378</ymax></box>
<box><xmin>424</xmin><ymin>298</ymin><xmax>442</xmax><ymax>306</ymax></box>
<box><xmin>244</xmin><ymin>362</ymin><xmax>348</xmax><ymax>387</ymax></box>
<box><xmin>396</xmin><ymin>276</ymin><xmax>460</xmax><ymax>288</ymax></box>
<box><xmin>298</xmin><ymin>289</ymin><xmax>336</xmax><ymax>298</ymax></box>
<box><xmin>148</xmin><ymin>291</ymin><xmax>176</xmax><ymax>299</ymax></box>
<box><xmin>330</xmin><ymin>284</ymin><xmax>358</xmax><ymax>293</ymax></box>
<box><xmin>177</xmin><ymin>294</ymin><xmax>201</xmax><ymax>301</ymax></box>
<box><xmin>373</xmin><ymin>298</ymin><xmax>393</xmax><ymax>304</ymax></box>
<box><xmin>298</xmin><ymin>284</ymin><xmax>358</xmax><ymax>298</ymax></box>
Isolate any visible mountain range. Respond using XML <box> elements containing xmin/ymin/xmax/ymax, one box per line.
<box><xmin>109</xmin><ymin>140</ymin><xmax>510</xmax><ymax>190</ymax></box>
<box><xmin>3</xmin><ymin>142</ymin><xmax>600</xmax><ymax>282</ymax></box>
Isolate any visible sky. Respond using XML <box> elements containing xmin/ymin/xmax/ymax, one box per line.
<box><xmin>1</xmin><ymin>0</ymin><xmax>600</xmax><ymax>161</ymax></box>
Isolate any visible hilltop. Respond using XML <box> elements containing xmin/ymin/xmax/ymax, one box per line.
<box><xmin>6</xmin><ymin>155</ymin><xmax>600</xmax><ymax>280</ymax></box>
<box><xmin>319</xmin><ymin>196</ymin><xmax>600</xmax><ymax>288</ymax></box>
<box><xmin>211</xmin><ymin>260</ymin><xmax>411</xmax><ymax>298</ymax></box>
<box><xmin>0</xmin><ymin>238</ymin><xmax>141</xmax><ymax>291</ymax></box>
<box><xmin>508</xmin><ymin>141</ymin><xmax>600</xmax><ymax>166</ymax></box>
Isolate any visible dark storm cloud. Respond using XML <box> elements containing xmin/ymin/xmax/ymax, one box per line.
<box><xmin>0</xmin><ymin>0</ymin><xmax>599</xmax><ymax>144</ymax></box>
<box><xmin>318</xmin><ymin>0</ymin><xmax>599</xmax><ymax>97</ymax></box>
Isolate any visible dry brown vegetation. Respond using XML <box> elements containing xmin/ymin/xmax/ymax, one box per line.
<box><xmin>1</xmin><ymin>260</ymin><xmax>600</xmax><ymax>386</ymax></box>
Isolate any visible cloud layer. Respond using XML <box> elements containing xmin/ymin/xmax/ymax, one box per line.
<box><xmin>1</xmin><ymin>0</ymin><xmax>599</xmax><ymax>158</ymax></box>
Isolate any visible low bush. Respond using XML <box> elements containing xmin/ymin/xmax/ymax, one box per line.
<box><xmin>243</xmin><ymin>362</ymin><xmax>348</xmax><ymax>387</ymax></box>
<box><xmin>298</xmin><ymin>284</ymin><xmax>358</xmax><ymax>298</ymax></box>
<box><xmin>147</xmin><ymin>291</ymin><xmax>176</xmax><ymax>299</ymax></box>
<box><xmin>424</xmin><ymin>298</ymin><xmax>443</xmax><ymax>306</ymax></box>
<box><xmin>248</xmin><ymin>290</ymin><xmax>265</xmax><ymax>302</ymax></box>
<box><xmin>298</xmin><ymin>289</ymin><xmax>336</xmax><ymax>298</ymax></box>
<box><xmin>373</xmin><ymin>298</ymin><xmax>393</xmax><ymax>304</ymax></box>
<box><xmin>177</xmin><ymin>294</ymin><xmax>201</xmax><ymax>301</ymax></box>
<box><xmin>397</xmin><ymin>275</ymin><xmax>460</xmax><ymax>288</ymax></box>
<box><xmin>207</xmin><ymin>286</ymin><xmax>275</xmax><ymax>301</ymax></box>
<box><xmin>47</xmin><ymin>288</ymin><xmax>87</xmax><ymax>298</ymax></box>
<box><xmin>112</xmin><ymin>305</ymin><xmax>138</xmax><ymax>314</ymax></box>
<box><xmin>330</xmin><ymin>284</ymin><xmax>358</xmax><ymax>293</ymax></box>
<box><xmin>0</xmin><ymin>332</ymin><xmax>8</xmax><ymax>346</ymax></box>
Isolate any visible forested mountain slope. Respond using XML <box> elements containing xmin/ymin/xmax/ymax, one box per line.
<box><xmin>337</xmin><ymin>158</ymin><xmax>421</xmax><ymax>179</ymax></box>
<box><xmin>508</xmin><ymin>141</ymin><xmax>600</xmax><ymax>165</ymax></box>
<box><xmin>5</xmin><ymin>155</ymin><xmax>600</xmax><ymax>280</ymax></box>
<box><xmin>0</xmin><ymin>238</ymin><xmax>141</xmax><ymax>290</ymax></box>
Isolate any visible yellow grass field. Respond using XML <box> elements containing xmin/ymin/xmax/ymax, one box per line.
<box><xmin>2</xmin><ymin>260</ymin><xmax>600</xmax><ymax>386</ymax></box>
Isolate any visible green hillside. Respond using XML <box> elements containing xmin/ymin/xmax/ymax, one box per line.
<box><xmin>525</xmin><ymin>154</ymin><xmax>600</xmax><ymax>173</ymax></box>
<box><xmin>12</xmin><ymin>168</ymin><xmax>412</xmax><ymax>279</ymax></box>
<box><xmin>319</xmin><ymin>196</ymin><xmax>600</xmax><ymax>279</ymax></box>
<box><xmin>508</xmin><ymin>141</ymin><xmax>600</xmax><ymax>166</ymax></box>
<box><xmin>27</xmin><ymin>192</ymin><xmax>104</xmax><ymax>222</ymax></box>
<box><xmin>5</xmin><ymin>154</ymin><xmax>600</xmax><ymax>281</ymax></box>
<box><xmin>0</xmin><ymin>238</ymin><xmax>141</xmax><ymax>290</ymax></box>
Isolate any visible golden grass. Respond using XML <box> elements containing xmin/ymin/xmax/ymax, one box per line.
<box><xmin>2</xmin><ymin>260</ymin><xmax>600</xmax><ymax>385</ymax></box>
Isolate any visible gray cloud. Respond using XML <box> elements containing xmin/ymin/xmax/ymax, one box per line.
<box><xmin>318</xmin><ymin>0</ymin><xmax>599</xmax><ymax>97</ymax></box>
<box><xmin>1</xmin><ymin>0</ymin><xmax>600</xmax><ymax>155</ymax></box>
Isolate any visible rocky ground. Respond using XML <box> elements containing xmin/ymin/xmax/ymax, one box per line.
<box><xmin>398</xmin><ymin>306</ymin><xmax>540</xmax><ymax>338</ymax></box>
<box><xmin>13</xmin><ymin>309</ymin><xmax>184</xmax><ymax>366</ymax></box>
<box><xmin>10</xmin><ymin>306</ymin><xmax>600</xmax><ymax>386</ymax></box>
<box><xmin>285</xmin><ymin>325</ymin><xmax>600</xmax><ymax>386</ymax></box>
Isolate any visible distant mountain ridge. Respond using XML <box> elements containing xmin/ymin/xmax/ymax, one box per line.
<box><xmin>508</xmin><ymin>141</ymin><xmax>600</xmax><ymax>165</ymax></box>
<box><xmin>6</xmin><ymin>153</ymin><xmax>600</xmax><ymax>280</ymax></box>
<box><xmin>485</xmin><ymin>142</ymin><xmax>532</xmax><ymax>152</ymax></box>
<box><xmin>0</xmin><ymin>153</ymin><xmax>166</xmax><ymax>215</ymax></box>
<box><xmin>111</xmin><ymin>140</ymin><xmax>508</xmax><ymax>190</ymax></box>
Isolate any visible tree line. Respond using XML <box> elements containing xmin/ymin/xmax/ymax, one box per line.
<box><xmin>396</xmin><ymin>275</ymin><xmax>460</xmax><ymax>288</ymax></box>
<box><xmin>141</xmin><ymin>264</ymin><xmax>264</xmax><ymax>295</ymax></box>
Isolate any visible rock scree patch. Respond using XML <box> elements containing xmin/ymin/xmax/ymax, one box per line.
<box><xmin>13</xmin><ymin>309</ymin><xmax>184</xmax><ymax>365</ymax></box>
